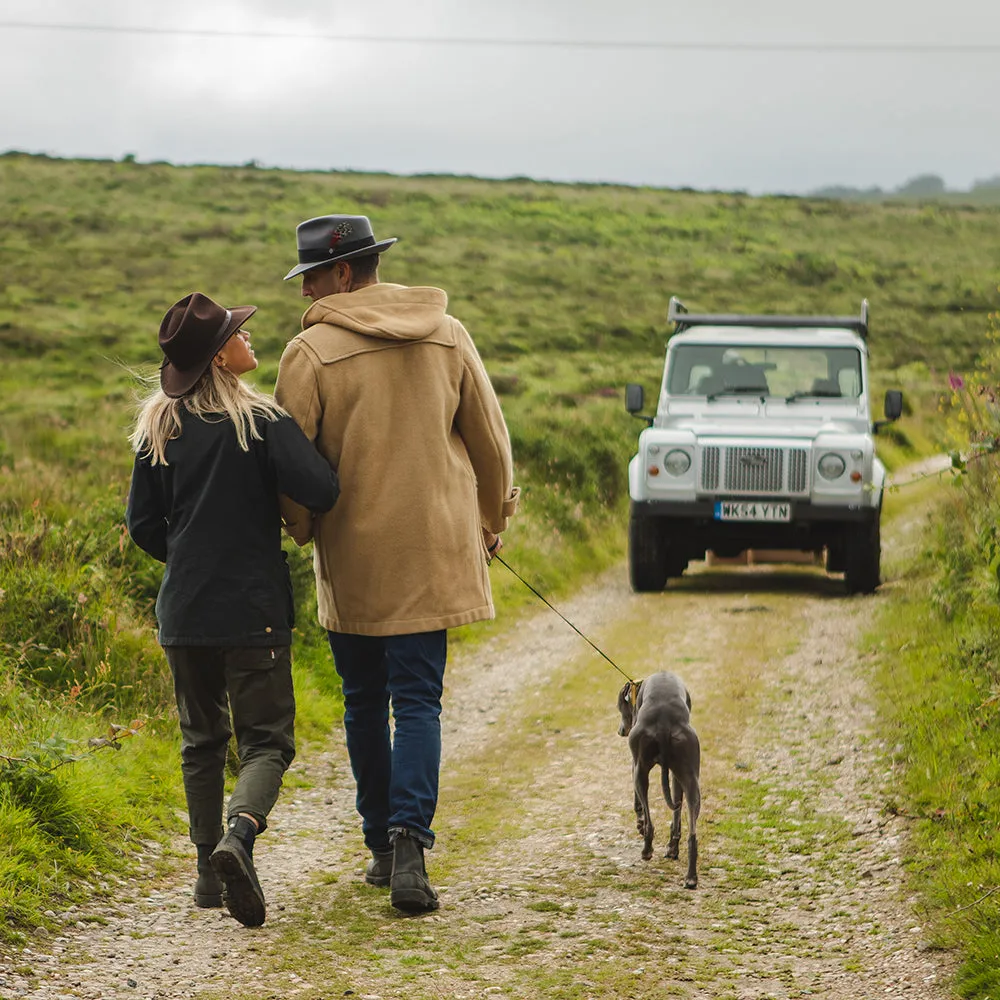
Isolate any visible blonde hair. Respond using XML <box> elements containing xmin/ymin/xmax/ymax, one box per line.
<box><xmin>129</xmin><ymin>363</ymin><xmax>286</xmax><ymax>466</ymax></box>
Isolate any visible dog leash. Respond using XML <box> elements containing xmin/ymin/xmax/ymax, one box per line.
<box><xmin>494</xmin><ymin>554</ymin><xmax>636</xmax><ymax>684</ymax></box>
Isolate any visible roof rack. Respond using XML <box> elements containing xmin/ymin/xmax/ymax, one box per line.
<box><xmin>667</xmin><ymin>296</ymin><xmax>869</xmax><ymax>339</ymax></box>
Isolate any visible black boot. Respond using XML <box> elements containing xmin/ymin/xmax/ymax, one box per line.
<box><xmin>194</xmin><ymin>844</ymin><xmax>223</xmax><ymax>908</ymax></box>
<box><xmin>390</xmin><ymin>831</ymin><xmax>439</xmax><ymax>914</ymax></box>
<box><xmin>365</xmin><ymin>848</ymin><xmax>394</xmax><ymax>887</ymax></box>
<box><xmin>210</xmin><ymin>815</ymin><xmax>266</xmax><ymax>927</ymax></box>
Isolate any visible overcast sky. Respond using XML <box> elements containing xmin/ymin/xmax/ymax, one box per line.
<box><xmin>1</xmin><ymin>1</ymin><xmax>997</xmax><ymax>194</ymax></box>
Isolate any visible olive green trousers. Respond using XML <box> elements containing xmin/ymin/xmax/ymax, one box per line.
<box><xmin>163</xmin><ymin>645</ymin><xmax>296</xmax><ymax>845</ymax></box>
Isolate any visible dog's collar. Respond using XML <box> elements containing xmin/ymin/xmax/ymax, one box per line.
<box><xmin>628</xmin><ymin>680</ymin><xmax>640</xmax><ymax>710</ymax></box>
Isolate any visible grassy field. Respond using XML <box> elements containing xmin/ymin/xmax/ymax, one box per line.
<box><xmin>1</xmin><ymin>151</ymin><xmax>999</xmax><ymax>988</ymax></box>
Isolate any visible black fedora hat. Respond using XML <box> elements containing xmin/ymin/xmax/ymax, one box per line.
<box><xmin>283</xmin><ymin>214</ymin><xmax>398</xmax><ymax>280</ymax></box>
<box><xmin>159</xmin><ymin>292</ymin><xmax>256</xmax><ymax>398</ymax></box>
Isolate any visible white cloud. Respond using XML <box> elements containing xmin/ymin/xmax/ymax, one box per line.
<box><xmin>0</xmin><ymin>0</ymin><xmax>997</xmax><ymax>192</ymax></box>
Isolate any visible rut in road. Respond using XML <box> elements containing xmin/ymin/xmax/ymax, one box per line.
<box><xmin>11</xmin><ymin>513</ymin><xmax>954</xmax><ymax>999</ymax></box>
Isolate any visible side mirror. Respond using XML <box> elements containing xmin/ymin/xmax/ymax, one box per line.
<box><xmin>625</xmin><ymin>383</ymin><xmax>654</xmax><ymax>426</ymax></box>
<box><xmin>625</xmin><ymin>383</ymin><xmax>645</xmax><ymax>414</ymax></box>
<box><xmin>884</xmin><ymin>389</ymin><xmax>903</xmax><ymax>422</ymax></box>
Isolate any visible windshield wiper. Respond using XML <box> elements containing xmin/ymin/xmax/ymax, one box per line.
<box><xmin>785</xmin><ymin>390</ymin><xmax>843</xmax><ymax>402</ymax></box>
<box><xmin>706</xmin><ymin>386</ymin><xmax>769</xmax><ymax>401</ymax></box>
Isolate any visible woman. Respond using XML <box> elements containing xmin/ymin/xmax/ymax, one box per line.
<box><xmin>126</xmin><ymin>292</ymin><xmax>338</xmax><ymax>928</ymax></box>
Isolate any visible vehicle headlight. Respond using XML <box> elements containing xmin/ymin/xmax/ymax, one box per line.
<box><xmin>817</xmin><ymin>452</ymin><xmax>846</xmax><ymax>480</ymax></box>
<box><xmin>663</xmin><ymin>449</ymin><xmax>691</xmax><ymax>476</ymax></box>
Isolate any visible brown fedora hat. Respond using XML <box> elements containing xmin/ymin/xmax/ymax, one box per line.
<box><xmin>283</xmin><ymin>214</ymin><xmax>397</xmax><ymax>280</ymax></box>
<box><xmin>159</xmin><ymin>292</ymin><xmax>256</xmax><ymax>398</ymax></box>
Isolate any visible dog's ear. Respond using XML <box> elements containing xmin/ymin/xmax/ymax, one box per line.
<box><xmin>617</xmin><ymin>682</ymin><xmax>635</xmax><ymax>737</ymax></box>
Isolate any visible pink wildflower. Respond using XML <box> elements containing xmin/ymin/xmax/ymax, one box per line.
<box><xmin>948</xmin><ymin>371</ymin><xmax>965</xmax><ymax>391</ymax></box>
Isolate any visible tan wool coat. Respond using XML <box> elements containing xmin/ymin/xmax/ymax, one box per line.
<box><xmin>274</xmin><ymin>283</ymin><xmax>519</xmax><ymax>636</ymax></box>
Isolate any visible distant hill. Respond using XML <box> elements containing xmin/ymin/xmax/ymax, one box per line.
<box><xmin>810</xmin><ymin>172</ymin><xmax>1000</xmax><ymax>204</ymax></box>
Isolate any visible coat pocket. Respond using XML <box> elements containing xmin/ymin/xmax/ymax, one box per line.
<box><xmin>224</xmin><ymin>646</ymin><xmax>281</xmax><ymax>673</ymax></box>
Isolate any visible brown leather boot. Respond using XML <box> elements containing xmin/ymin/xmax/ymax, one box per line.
<box><xmin>365</xmin><ymin>848</ymin><xmax>394</xmax><ymax>887</ymax></box>
<box><xmin>210</xmin><ymin>816</ymin><xmax>265</xmax><ymax>927</ymax></box>
<box><xmin>390</xmin><ymin>832</ymin><xmax>439</xmax><ymax>914</ymax></box>
<box><xmin>194</xmin><ymin>844</ymin><xmax>223</xmax><ymax>908</ymax></box>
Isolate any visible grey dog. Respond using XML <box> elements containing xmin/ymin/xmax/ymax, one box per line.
<box><xmin>617</xmin><ymin>671</ymin><xmax>701</xmax><ymax>889</ymax></box>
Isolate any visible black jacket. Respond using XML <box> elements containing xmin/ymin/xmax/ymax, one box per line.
<box><xmin>126</xmin><ymin>411</ymin><xmax>338</xmax><ymax>647</ymax></box>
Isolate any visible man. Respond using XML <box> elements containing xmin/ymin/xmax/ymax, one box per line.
<box><xmin>275</xmin><ymin>214</ymin><xmax>519</xmax><ymax>913</ymax></box>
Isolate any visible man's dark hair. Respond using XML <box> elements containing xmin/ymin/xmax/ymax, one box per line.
<box><xmin>349</xmin><ymin>253</ymin><xmax>380</xmax><ymax>283</ymax></box>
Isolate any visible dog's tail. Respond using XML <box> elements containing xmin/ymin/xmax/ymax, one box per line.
<box><xmin>660</xmin><ymin>764</ymin><xmax>678</xmax><ymax>811</ymax></box>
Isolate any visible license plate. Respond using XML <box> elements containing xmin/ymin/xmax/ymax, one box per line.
<box><xmin>714</xmin><ymin>501</ymin><xmax>791</xmax><ymax>522</ymax></box>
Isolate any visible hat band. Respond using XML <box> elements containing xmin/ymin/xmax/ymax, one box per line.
<box><xmin>216</xmin><ymin>309</ymin><xmax>233</xmax><ymax>338</ymax></box>
<box><xmin>297</xmin><ymin>235</ymin><xmax>377</xmax><ymax>264</ymax></box>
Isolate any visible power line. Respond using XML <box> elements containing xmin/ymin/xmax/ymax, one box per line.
<box><xmin>0</xmin><ymin>20</ymin><xmax>998</xmax><ymax>53</ymax></box>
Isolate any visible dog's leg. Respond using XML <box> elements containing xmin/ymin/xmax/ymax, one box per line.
<box><xmin>633</xmin><ymin>759</ymin><xmax>654</xmax><ymax>861</ymax></box>
<box><xmin>683</xmin><ymin>771</ymin><xmax>701</xmax><ymax>890</ymax></box>
<box><xmin>685</xmin><ymin>833</ymin><xmax>698</xmax><ymax>890</ymax></box>
<box><xmin>665</xmin><ymin>769</ymin><xmax>682</xmax><ymax>860</ymax></box>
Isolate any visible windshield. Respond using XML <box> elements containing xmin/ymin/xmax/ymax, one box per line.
<box><xmin>666</xmin><ymin>344</ymin><xmax>863</xmax><ymax>400</ymax></box>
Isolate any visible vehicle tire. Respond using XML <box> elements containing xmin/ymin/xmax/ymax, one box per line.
<box><xmin>825</xmin><ymin>540</ymin><xmax>846</xmax><ymax>573</ymax></box>
<box><xmin>843</xmin><ymin>512</ymin><xmax>881</xmax><ymax>595</ymax></box>
<box><xmin>629</xmin><ymin>513</ymin><xmax>668</xmax><ymax>592</ymax></box>
<box><xmin>662</xmin><ymin>525</ymin><xmax>689</xmax><ymax>579</ymax></box>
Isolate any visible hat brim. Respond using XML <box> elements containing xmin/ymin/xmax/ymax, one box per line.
<box><xmin>160</xmin><ymin>304</ymin><xmax>257</xmax><ymax>398</ymax></box>
<box><xmin>283</xmin><ymin>238</ymin><xmax>398</xmax><ymax>281</ymax></box>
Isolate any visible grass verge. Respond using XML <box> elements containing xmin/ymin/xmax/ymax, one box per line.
<box><xmin>871</xmin><ymin>477</ymin><xmax>1000</xmax><ymax>998</ymax></box>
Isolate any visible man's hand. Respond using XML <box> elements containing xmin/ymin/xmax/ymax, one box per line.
<box><xmin>482</xmin><ymin>529</ymin><xmax>503</xmax><ymax>564</ymax></box>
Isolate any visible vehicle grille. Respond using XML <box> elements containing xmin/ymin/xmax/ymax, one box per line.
<box><xmin>788</xmin><ymin>449</ymin><xmax>808</xmax><ymax>493</ymax></box>
<box><xmin>702</xmin><ymin>447</ymin><xmax>720</xmax><ymax>491</ymax></box>
<box><xmin>700</xmin><ymin>445</ymin><xmax>809</xmax><ymax>495</ymax></box>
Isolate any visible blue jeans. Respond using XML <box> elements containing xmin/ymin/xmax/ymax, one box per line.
<box><xmin>328</xmin><ymin>630</ymin><xmax>447</xmax><ymax>851</ymax></box>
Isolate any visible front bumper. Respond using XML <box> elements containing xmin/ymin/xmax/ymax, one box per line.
<box><xmin>630</xmin><ymin>499</ymin><xmax>875</xmax><ymax>523</ymax></box>
<box><xmin>630</xmin><ymin>498</ymin><xmax>877</xmax><ymax>557</ymax></box>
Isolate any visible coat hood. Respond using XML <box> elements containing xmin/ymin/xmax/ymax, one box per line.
<box><xmin>301</xmin><ymin>283</ymin><xmax>448</xmax><ymax>342</ymax></box>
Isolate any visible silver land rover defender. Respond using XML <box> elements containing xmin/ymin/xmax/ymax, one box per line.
<box><xmin>624</xmin><ymin>297</ymin><xmax>903</xmax><ymax>594</ymax></box>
